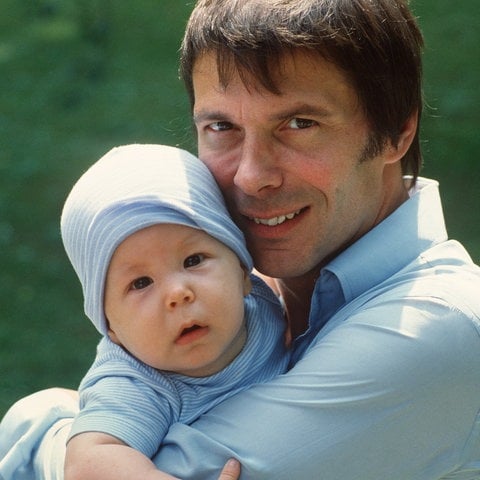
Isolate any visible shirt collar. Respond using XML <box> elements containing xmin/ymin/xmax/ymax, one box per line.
<box><xmin>324</xmin><ymin>177</ymin><xmax>448</xmax><ymax>304</ymax></box>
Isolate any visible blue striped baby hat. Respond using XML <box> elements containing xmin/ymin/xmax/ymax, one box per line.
<box><xmin>61</xmin><ymin>144</ymin><xmax>253</xmax><ymax>335</ymax></box>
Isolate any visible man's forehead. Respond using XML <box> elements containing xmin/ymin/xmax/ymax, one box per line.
<box><xmin>191</xmin><ymin>50</ymin><xmax>354</xmax><ymax>113</ymax></box>
<box><xmin>192</xmin><ymin>50</ymin><xmax>346</xmax><ymax>93</ymax></box>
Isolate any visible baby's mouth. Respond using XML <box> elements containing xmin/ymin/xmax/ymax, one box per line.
<box><xmin>175</xmin><ymin>324</ymin><xmax>209</xmax><ymax>345</ymax></box>
<box><xmin>181</xmin><ymin>324</ymin><xmax>202</xmax><ymax>336</ymax></box>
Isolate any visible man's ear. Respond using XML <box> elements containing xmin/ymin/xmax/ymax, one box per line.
<box><xmin>385</xmin><ymin>110</ymin><xmax>418</xmax><ymax>164</ymax></box>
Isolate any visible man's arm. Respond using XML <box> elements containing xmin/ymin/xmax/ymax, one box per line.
<box><xmin>65</xmin><ymin>432</ymin><xmax>241</xmax><ymax>480</ymax></box>
<box><xmin>153</xmin><ymin>294</ymin><xmax>480</xmax><ymax>479</ymax></box>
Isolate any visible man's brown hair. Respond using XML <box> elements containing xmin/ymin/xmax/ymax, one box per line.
<box><xmin>180</xmin><ymin>0</ymin><xmax>424</xmax><ymax>181</ymax></box>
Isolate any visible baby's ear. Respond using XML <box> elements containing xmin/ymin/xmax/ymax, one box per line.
<box><xmin>106</xmin><ymin>323</ymin><xmax>122</xmax><ymax>346</ymax></box>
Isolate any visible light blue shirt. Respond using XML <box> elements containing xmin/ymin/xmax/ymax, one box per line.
<box><xmin>1</xmin><ymin>178</ymin><xmax>480</xmax><ymax>480</ymax></box>
<box><xmin>150</xmin><ymin>178</ymin><xmax>480</xmax><ymax>479</ymax></box>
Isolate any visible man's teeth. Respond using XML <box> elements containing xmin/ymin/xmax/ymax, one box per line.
<box><xmin>252</xmin><ymin>210</ymin><xmax>301</xmax><ymax>226</ymax></box>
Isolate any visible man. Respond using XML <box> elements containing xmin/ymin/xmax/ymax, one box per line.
<box><xmin>153</xmin><ymin>0</ymin><xmax>480</xmax><ymax>478</ymax></box>
<box><xmin>1</xmin><ymin>1</ymin><xmax>480</xmax><ymax>479</ymax></box>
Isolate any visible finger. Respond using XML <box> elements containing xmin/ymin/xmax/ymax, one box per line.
<box><xmin>218</xmin><ymin>458</ymin><xmax>241</xmax><ymax>480</ymax></box>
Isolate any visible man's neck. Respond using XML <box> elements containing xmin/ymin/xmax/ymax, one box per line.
<box><xmin>274</xmin><ymin>272</ymin><xmax>318</xmax><ymax>340</ymax></box>
<box><xmin>254</xmin><ymin>270</ymin><xmax>315</xmax><ymax>341</ymax></box>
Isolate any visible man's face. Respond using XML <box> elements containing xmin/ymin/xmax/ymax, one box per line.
<box><xmin>192</xmin><ymin>51</ymin><xmax>406</xmax><ymax>280</ymax></box>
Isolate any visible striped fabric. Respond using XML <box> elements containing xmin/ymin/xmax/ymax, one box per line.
<box><xmin>69</xmin><ymin>275</ymin><xmax>289</xmax><ymax>458</ymax></box>
<box><xmin>60</xmin><ymin>144</ymin><xmax>253</xmax><ymax>335</ymax></box>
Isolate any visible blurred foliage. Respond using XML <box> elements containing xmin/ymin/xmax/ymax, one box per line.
<box><xmin>0</xmin><ymin>0</ymin><xmax>193</xmax><ymax>415</ymax></box>
<box><xmin>415</xmin><ymin>1</ymin><xmax>480</xmax><ymax>261</ymax></box>
<box><xmin>0</xmin><ymin>0</ymin><xmax>478</xmax><ymax>416</ymax></box>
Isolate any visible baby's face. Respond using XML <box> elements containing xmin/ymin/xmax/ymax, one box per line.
<box><xmin>104</xmin><ymin>223</ymin><xmax>251</xmax><ymax>377</ymax></box>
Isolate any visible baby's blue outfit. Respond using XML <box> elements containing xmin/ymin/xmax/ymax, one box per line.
<box><xmin>0</xmin><ymin>144</ymin><xmax>290</xmax><ymax>480</ymax></box>
<box><xmin>70</xmin><ymin>275</ymin><xmax>289</xmax><ymax>458</ymax></box>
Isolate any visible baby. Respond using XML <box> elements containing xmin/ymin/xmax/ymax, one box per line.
<box><xmin>61</xmin><ymin>144</ymin><xmax>290</xmax><ymax>479</ymax></box>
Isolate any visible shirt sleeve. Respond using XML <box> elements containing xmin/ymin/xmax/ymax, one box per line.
<box><xmin>152</xmin><ymin>294</ymin><xmax>480</xmax><ymax>479</ymax></box>
<box><xmin>71</xmin><ymin>373</ymin><xmax>178</xmax><ymax>459</ymax></box>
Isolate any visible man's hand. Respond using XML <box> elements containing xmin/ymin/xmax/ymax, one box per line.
<box><xmin>218</xmin><ymin>459</ymin><xmax>241</xmax><ymax>480</ymax></box>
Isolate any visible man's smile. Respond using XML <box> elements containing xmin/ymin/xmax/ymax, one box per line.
<box><xmin>249</xmin><ymin>209</ymin><xmax>302</xmax><ymax>226</ymax></box>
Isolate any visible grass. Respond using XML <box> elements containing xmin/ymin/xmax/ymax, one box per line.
<box><xmin>0</xmin><ymin>0</ymin><xmax>479</xmax><ymax>417</ymax></box>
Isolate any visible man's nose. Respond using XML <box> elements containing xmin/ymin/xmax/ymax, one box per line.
<box><xmin>233</xmin><ymin>134</ymin><xmax>283</xmax><ymax>195</ymax></box>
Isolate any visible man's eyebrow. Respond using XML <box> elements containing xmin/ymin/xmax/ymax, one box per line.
<box><xmin>193</xmin><ymin>104</ymin><xmax>333</xmax><ymax>125</ymax></box>
<box><xmin>193</xmin><ymin>110</ymin><xmax>230</xmax><ymax>124</ymax></box>
<box><xmin>270</xmin><ymin>104</ymin><xmax>333</xmax><ymax>121</ymax></box>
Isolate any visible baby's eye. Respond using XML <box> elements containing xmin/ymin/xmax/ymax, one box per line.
<box><xmin>131</xmin><ymin>276</ymin><xmax>153</xmax><ymax>290</ymax></box>
<box><xmin>184</xmin><ymin>254</ymin><xmax>205</xmax><ymax>268</ymax></box>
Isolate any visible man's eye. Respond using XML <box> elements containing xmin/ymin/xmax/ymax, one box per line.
<box><xmin>131</xmin><ymin>277</ymin><xmax>153</xmax><ymax>290</ymax></box>
<box><xmin>288</xmin><ymin>118</ymin><xmax>317</xmax><ymax>129</ymax></box>
<box><xmin>209</xmin><ymin>121</ymin><xmax>232</xmax><ymax>132</ymax></box>
<box><xmin>184</xmin><ymin>254</ymin><xmax>204</xmax><ymax>268</ymax></box>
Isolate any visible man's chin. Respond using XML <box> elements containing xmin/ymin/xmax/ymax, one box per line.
<box><xmin>251</xmin><ymin>252</ymin><xmax>302</xmax><ymax>280</ymax></box>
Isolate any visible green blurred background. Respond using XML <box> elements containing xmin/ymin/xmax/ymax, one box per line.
<box><xmin>1</xmin><ymin>1</ymin><xmax>479</xmax><ymax>417</ymax></box>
